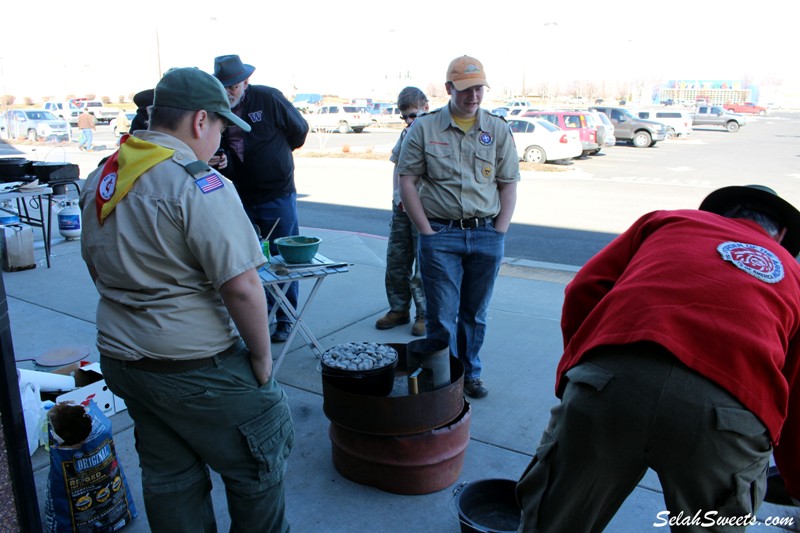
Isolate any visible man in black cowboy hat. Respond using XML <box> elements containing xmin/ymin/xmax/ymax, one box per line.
<box><xmin>517</xmin><ymin>185</ymin><xmax>800</xmax><ymax>531</ymax></box>
<box><xmin>129</xmin><ymin>88</ymin><xmax>154</xmax><ymax>133</ymax></box>
<box><xmin>210</xmin><ymin>54</ymin><xmax>309</xmax><ymax>343</ymax></box>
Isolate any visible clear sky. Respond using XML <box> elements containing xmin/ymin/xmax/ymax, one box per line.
<box><xmin>1</xmin><ymin>0</ymin><xmax>794</xmax><ymax>103</ymax></box>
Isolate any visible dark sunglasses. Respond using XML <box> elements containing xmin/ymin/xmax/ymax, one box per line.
<box><xmin>401</xmin><ymin>112</ymin><xmax>420</xmax><ymax>121</ymax></box>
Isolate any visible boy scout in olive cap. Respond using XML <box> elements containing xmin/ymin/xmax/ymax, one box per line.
<box><xmin>79</xmin><ymin>67</ymin><xmax>294</xmax><ymax>532</ymax></box>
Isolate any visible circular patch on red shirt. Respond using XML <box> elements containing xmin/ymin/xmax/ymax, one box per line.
<box><xmin>717</xmin><ymin>241</ymin><xmax>784</xmax><ymax>284</ymax></box>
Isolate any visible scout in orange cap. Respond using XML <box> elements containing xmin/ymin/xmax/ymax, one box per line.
<box><xmin>396</xmin><ymin>55</ymin><xmax>520</xmax><ymax>399</ymax></box>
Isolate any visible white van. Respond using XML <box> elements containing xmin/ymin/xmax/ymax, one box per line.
<box><xmin>635</xmin><ymin>109</ymin><xmax>693</xmax><ymax>137</ymax></box>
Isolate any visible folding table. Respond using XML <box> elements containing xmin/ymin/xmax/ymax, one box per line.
<box><xmin>258</xmin><ymin>254</ymin><xmax>349</xmax><ymax>373</ymax></box>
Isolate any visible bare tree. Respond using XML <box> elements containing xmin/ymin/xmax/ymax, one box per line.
<box><xmin>426</xmin><ymin>83</ymin><xmax>446</xmax><ymax>100</ymax></box>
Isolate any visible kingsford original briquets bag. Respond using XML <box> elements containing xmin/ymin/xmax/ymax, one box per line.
<box><xmin>43</xmin><ymin>401</ymin><xmax>138</xmax><ymax>532</ymax></box>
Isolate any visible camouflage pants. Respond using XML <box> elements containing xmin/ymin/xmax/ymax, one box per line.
<box><xmin>385</xmin><ymin>203</ymin><xmax>426</xmax><ymax>317</ymax></box>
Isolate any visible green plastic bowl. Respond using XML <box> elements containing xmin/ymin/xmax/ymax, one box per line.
<box><xmin>274</xmin><ymin>236</ymin><xmax>321</xmax><ymax>264</ymax></box>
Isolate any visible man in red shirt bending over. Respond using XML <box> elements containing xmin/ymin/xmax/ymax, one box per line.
<box><xmin>517</xmin><ymin>185</ymin><xmax>800</xmax><ymax>532</ymax></box>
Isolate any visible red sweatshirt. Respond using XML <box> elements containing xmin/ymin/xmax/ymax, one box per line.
<box><xmin>558</xmin><ymin>209</ymin><xmax>800</xmax><ymax>498</ymax></box>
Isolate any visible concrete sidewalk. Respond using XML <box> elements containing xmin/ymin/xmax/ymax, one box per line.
<box><xmin>7</xmin><ymin>221</ymin><xmax>799</xmax><ymax>532</ymax></box>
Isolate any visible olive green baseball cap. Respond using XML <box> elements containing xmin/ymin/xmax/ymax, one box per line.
<box><xmin>154</xmin><ymin>67</ymin><xmax>251</xmax><ymax>132</ymax></box>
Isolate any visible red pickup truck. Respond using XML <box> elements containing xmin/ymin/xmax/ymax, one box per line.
<box><xmin>723</xmin><ymin>102</ymin><xmax>767</xmax><ymax>115</ymax></box>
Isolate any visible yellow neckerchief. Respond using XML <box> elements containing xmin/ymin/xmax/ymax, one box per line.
<box><xmin>95</xmin><ymin>134</ymin><xmax>175</xmax><ymax>224</ymax></box>
<box><xmin>453</xmin><ymin>115</ymin><xmax>477</xmax><ymax>133</ymax></box>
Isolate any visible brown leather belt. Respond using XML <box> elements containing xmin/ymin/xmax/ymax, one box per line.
<box><xmin>121</xmin><ymin>341</ymin><xmax>242</xmax><ymax>374</ymax></box>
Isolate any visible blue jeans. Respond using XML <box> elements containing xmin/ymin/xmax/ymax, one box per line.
<box><xmin>418</xmin><ymin>221</ymin><xmax>504</xmax><ymax>380</ymax></box>
<box><xmin>244</xmin><ymin>192</ymin><xmax>300</xmax><ymax>324</ymax></box>
<box><xmin>79</xmin><ymin>128</ymin><xmax>93</xmax><ymax>150</ymax></box>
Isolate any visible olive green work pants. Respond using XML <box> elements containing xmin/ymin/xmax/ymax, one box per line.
<box><xmin>516</xmin><ymin>344</ymin><xmax>772</xmax><ymax>533</ymax></box>
<box><xmin>101</xmin><ymin>342</ymin><xmax>294</xmax><ymax>533</ymax></box>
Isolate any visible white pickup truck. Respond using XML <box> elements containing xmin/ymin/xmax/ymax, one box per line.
<box><xmin>43</xmin><ymin>100</ymin><xmax>81</xmax><ymax>125</ymax></box>
<box><xmin>304</xmin><ymin>104</ymin><xmax>371</xmax><ymax>133</ymax></box>
<box><xmin>74</xmin><ymin>100</ymin><xmax>118</xmax><ymax>124</ymax></box>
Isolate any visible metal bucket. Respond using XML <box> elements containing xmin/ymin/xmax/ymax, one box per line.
<box><xmin>329</xmin><ymin>402</ymin><xmax>471</xmax><ymax>495</ymax></box>
<box><xmin>450</xmin><ymin>478</ymin><xmax>521</xmax><ymax>533</ymax></box>
<box><xmin>322</xmin><ymin>343</ymin><xmax>464</xmax><ymax>435</ymax></box>
<box><xmin>407</xmin><ymin>337</ymin><xmax>451</xmax><ymax>390</ymax></box>
<box><xmin>320</xmin><ymin>358</ymin><xmax>397</xmax><ymax>396</ymax></box>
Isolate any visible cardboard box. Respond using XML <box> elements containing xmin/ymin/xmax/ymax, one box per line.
<box><xmin>0</xmin><ymin>223</ymin><xmax>35</xmax><ymax>272</ymax></box>
<box><xmin>41</xmin><ymin>362</ymin><xmax>127</xmax><ymax>416</ymax></box>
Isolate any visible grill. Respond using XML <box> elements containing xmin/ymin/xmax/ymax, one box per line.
<box><xmin>0</xmin><ymin>159</ymin><xmax>79</xmax><ymax>184</ymax></box>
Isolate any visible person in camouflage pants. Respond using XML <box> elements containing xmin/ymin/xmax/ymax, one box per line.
<box><xmin>375</xmin><ymin>87</ymin><xmax>429</xmax><ymax>336</ymax></box>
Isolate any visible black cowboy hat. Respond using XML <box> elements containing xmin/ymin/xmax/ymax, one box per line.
<box><xmin>699</xmin><ymin>184</ymin><xmax>800</xmax><ymax>256</ymax></box>
<box><xmin>213</xmin><ymin>55</ymin><xmax>255</xmax><ymax>87</ymax></box>
<box><xmin>133</xmin><ymin>88</ymin><xmax>154</xmax><ymax>109</ymax></box>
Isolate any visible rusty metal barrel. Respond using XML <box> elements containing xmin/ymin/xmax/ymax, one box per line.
<box><xmin>322</xmin><ymin>342</ymin><xmax>470</xmax><ymax>494</ymax></box>
<box><xmin>328</xmin><ymin>402</ymin><xmax>471</xmax><ymax>495</ymax></box>
<box><xmin>322</xmin><ymin>343</ymin><xmax>464</xmax><ymax>435</ymax></box>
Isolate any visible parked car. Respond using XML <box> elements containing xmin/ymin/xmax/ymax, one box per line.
<box><xmin>522</xmin><ymin>110</ymin><xmax>599</xmax><ymax>157</ymax></box>
<box><xmin>589</xmin><ymin>106</ymin><xmax>668</xmax><ymax>148</ymax></box>
<box><xmin>507</xmin><ymin>117</ymin><xmax>582</xmax><ymax>163</ymax></box>
<box><xmin>492</xmin><ymin>101</ymin><xmax>533</xmax><ymax>117</ymax></box>
<box><xmin>369</xmin><ymin>102</ymin><xmax>393</xmax><ymax>116</ymax></box>
<box><xmin>293</xmin><ymin>93</ymin><xmax>322</xmax><ymax>113</ymax></box>
<box><xmin>723</xmin><ymin>102</ymin><xmax>767</xmax><ymax>115</ymax></box>
<box><xmin>305</xmin><ymin>105</ymin><xmax>371</xmax><ymax>133</ymax></box>
<box><xmin>691</xmin><ymin>106</ymin><xmax>746</xmax><ymax>132</ymax></box>
<box><xmin>372</xmin><ymin>105</ymin><xmax>403</xmax><ymax>126</ymax></box>
<box><xmin>110</xmin><ymin>112</ymin><xmax>136</xmax><ymax>136</ymax></box>
<box><xmin>43</xmin><ymin>100</ymin><xmax>81</xmax><ymax>125</ymax></box>
<box><xmin>591</xmin><ymin>110</ymin><xmax>616</xmax><ymax>147</ymax></box>
<box><xmin>634</xmin><ymin>109</ymin><xmax>693</xmax><ymax>137</ymax></box>
<box><xmin>3</xmin><ymin>109</ymin><xmax>70</xmax><ymax>141</ymax></box>
<box><xmin>72</xmin><ymin>99</ymin><xmax>117</xmax><ymax>123</ymax></box>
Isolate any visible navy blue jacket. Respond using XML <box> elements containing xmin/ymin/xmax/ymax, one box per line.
<box><xmin>219</xmin><ymin>85</ymin><xmax>309</xmax><ymax>204</ymax></box>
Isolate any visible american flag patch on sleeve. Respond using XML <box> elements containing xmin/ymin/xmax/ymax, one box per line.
<box><xmin>195</xmin><ymin>173</ymin><xmax>224</xmax><ymax>194</ymax></box>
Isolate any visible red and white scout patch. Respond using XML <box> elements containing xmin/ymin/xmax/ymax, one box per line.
<box><xmin>98</xmin><ymin>173</ymin><xmax>117</xmax><ymax>201</ymax></box>
<box><xmin>717</xmin><ymin>241</ymin><xmax>784</xmax><ymax>283</ymax></box>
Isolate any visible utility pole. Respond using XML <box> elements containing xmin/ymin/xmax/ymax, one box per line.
<box><xmin>155</xmin><ymin>28</ymin><xmax>163</xmax><ymax>79</ymax></box>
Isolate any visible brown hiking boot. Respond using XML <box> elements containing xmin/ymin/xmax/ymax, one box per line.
<box><xmin>411</xmin><ymin>315</ymin><xmax>426</xmax><ymax>336</ymax></box>
<box><xmin>464</xmin><ymin>378</ymin><xmax>488</xmax><ymax>399</ymax></box>
<box><xmin>375</xmin><ymin>310</ymin><xmax>410</xmax><ymax>330</ymax></box>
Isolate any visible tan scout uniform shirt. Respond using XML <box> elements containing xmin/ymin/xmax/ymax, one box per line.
<box><xmin>80</xmin><ymin>131</ymin><xmax>265</xmax><ymax>361</ymax></box>
<box><xmin>396</xmin><ymin>105</ymin><xmax>519</xmax><ymax>220</ymax></box>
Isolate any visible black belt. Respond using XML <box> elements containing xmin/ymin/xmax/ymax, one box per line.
<box><xmin>119</xmin><ymin>341</ymin><xmax>242</xmax><ymax>374</ymax></box>
<box><xmin>428</xmin><ymin>217</ymin><xmax>493</xmax><ymax>229</ymax></box>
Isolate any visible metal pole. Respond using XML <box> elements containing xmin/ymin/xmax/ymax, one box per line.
<box><xmin>0</xmin><ymin>57</ymin><xmax>7</xmax><ymax>129</ymax></box>
<box><xmin>155</xmin><ymin>27</ymin><xmax>162</xmax><ymax>79</ymax></box>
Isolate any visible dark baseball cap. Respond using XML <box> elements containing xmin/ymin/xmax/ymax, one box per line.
<box><xmin>154</xmin><ymin>67</ymin><xmax>251</xmax><ymax>132</ymax></box>
<box><xmin>700</xmin><ymin>184</ymin><xmax>800</xmax><ymax>256</ymax></box>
